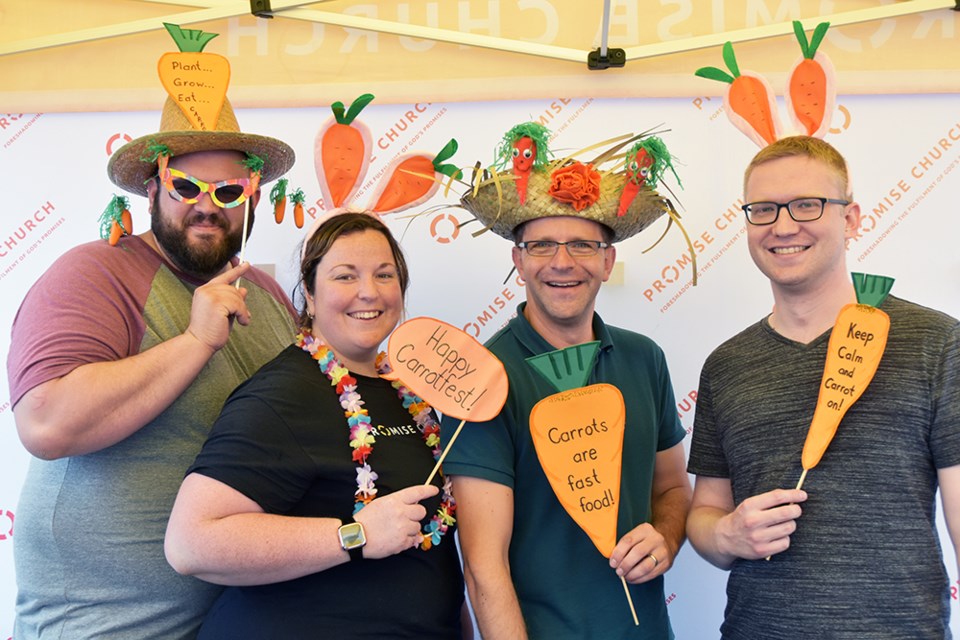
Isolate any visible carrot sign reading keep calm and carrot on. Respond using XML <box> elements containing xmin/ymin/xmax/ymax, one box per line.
<box><xmin>796</xmin><ymin>273</ymin><xmax>894</xmax><ymax>488</ymax></box>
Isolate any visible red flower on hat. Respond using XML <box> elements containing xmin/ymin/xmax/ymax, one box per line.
<box><xmin>548</xmin><ymin>162</ymin><xmax>601</xmax><ymax>211</ymax></box>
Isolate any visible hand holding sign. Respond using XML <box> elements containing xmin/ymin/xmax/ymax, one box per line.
<box><xmin>381</xmin><ymin>317</ymin><xmax>508</xmax><ymax>484</ymax></box>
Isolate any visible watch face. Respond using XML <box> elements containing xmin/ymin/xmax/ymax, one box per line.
<box><xmin>339</xmin><ymin>522</ymin><xmax>366</xmax><ymax>550</ymax></box>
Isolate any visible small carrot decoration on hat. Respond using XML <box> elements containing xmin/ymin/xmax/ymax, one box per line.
<box><xmin>270</xmin><ymin>178</ymin><xmax>289</xmax><ymax>224</ymax></box>
<box><xmin>315</xmin><ymin>94</ymin><xmax>375</xmax><ymax>209</ymax></box>
<box><xmin>290</xmin><ymin>188</ymin><xmax>307</xmax><ymax>229</ymax></box>
<box><xmin>99</xmin><ymin>195</ymin><xmax>133</xmax><ymax>246</ymax></box>
<box><xmin>142</xmin><ymin>141</ymin><xmax>172</xmax><ymax>180</ymax></box>
<box><xmin>695</xmin><ymin>41</ymin><xmax>782</xmax><ymax>147</ymax></box>
<box><xmin>617</xmin><ymin>136</ymin><xmax>682</xmax><ymax>217</ymax></box>
<box><xmin>157</xmin><ymin>23</ymin><xmax>230</xmax><ymax>132</ymax></box>
<box><xmin>369</xmin><ymin>139</ymin><xmax>461</xmax><ymax>214</ymax></box>
<box><xmin>786</xmin><ymin>21</ymin><xmax>836</xmax><ymax>138</ymax></box>
<box><xmin>242</xmin><ymin>153</ymin><xmax>265</xmax><ymax>194</ymax></box>
<box><xmin>796</xmin><ymin>273</ymin><xmax>894</xmax><ymax>490</ymax></box>
<box><xmin>494</xmin><ymin>122</ymin><xmax>552</xmax><ymax>206</ymax></box>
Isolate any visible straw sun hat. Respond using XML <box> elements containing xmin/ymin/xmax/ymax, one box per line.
<box><xmin>107</xmin><ymin>96</ymin><xmax>295</xmax><ymax>197</ymax></box>
<box><xmin>459</xmin><ymin>128</ymin><xmax>680</xmax><ymax>244</ymax></box>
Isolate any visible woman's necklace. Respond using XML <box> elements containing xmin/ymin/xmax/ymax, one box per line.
<box><xmin>297</xmin><ymin>330</ymin><xmax>456</xmax><ymax>550</ymax></box>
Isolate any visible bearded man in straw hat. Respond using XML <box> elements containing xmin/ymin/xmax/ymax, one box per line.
<box><xmin>440</xmin><ymin>141</ymin><xmax>692</xmax><ymax>639</ymax></box>
<box><xmin>7</xmin><ymin>90</ymin><xmax>297</xmax><ymax>638</ymax></box>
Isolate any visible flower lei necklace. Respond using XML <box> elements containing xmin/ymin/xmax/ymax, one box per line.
<box><xmin>297</xmin><ymin>330</ymin><xmax>456</xmax><ymax>550</ymax></box>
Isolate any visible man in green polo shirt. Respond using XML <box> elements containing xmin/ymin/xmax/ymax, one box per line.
<box><xmin>441</xmin><ymin>144</ymin><xmax>691</xmax><ymax>639</ymax></box>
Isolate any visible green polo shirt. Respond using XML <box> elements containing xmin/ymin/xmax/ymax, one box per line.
<box><xmin>442</xmin><ymin>303</ymin><xmax>684</xmax><ymax>639</ymax></box>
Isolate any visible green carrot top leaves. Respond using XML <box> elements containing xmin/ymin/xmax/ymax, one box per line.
<box><xmin>793</xmin><ymin>21</ymin><xmax>830</xmax><ymax>60</ymax></box>
<box><xmin>525</xmin><ymin>341</ymin><xmax>601</xmax><ymax>394</ymax></box>
<box><xmin>433</xmin><ymin>139</ymin><xmax>462</xmax><ymax>179</ymax></box>
<box><xmin>494</xmin><ymin>122</ymin><xmax>552</xmax><ymax>171</ymax></box>
<box><xmin>270</xmin><ymin>178</ymin><xmax>289</xmax><ymax>204</ymax></box>
<box><xmin>694</xmin><ymin>41</ymin><xmax>741</xmax><ymax>84</ymax></box>
<box><xmin>331</xmin><ymin>93</ymin><xmax>375</xmax><ymax>126</ymax></box>
<box><xmin>852</xmin><ymin>272</ymin><xmax>895</xmax><ymax>308</ymax></box>
<box><xmin>163</xmin><ymin>23</ymin><xmax>218</xmax><ymax>53</ymax></box>
<box><xmin>242</xmin><ymin>153</ymin><xmax>266</xmax><ymax>176</ymax></box>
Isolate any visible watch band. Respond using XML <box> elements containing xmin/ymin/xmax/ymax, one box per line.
<box><xmin>347</xmin><ymin>539</ymin><xmax>364</xmax><ymax>562</ymax></box>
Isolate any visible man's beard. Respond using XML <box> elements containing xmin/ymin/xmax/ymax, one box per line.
<box><xmin>150</xmin><ymin>190</ymin><xmax>253</xmax><ymax>279</ymax></box>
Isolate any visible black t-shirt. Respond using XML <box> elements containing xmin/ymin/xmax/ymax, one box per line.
<box><xmin>190</xmin><ymin>345</ymin><xmax>464</xmax><ymax>639</ymax></box>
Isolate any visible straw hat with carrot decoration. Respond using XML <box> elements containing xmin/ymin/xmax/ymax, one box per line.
<box><xmin>101</xmin><ymin>23</ymin><xmax>294</xmax><ymax>245</ymax></box>
<box><xmin>458</xmin><ymin>123</ymin><xmax>687</xmax><ymax>263</ymax></box>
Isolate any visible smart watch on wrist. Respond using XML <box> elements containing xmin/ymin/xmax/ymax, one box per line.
<box><xmin>338</xmin><ymin>518</ymin><xmax>366</xmax><ymax>561</ymax></box>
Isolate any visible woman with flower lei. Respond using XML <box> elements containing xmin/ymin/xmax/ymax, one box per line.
<box><xmin>166</xmin><ymin>212</ymin><xmax>468</xmax><ymax>638</ymax></box>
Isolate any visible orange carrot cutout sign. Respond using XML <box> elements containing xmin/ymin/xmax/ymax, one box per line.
<box><xmin>527</xmin><ymin>342</ymin><xmax>639</xmax><ymax>626</ymax></box>
<box><xmin>368</xmin><ymin>139</ymin><xmax>461</xmax><ymax>214</ymax></box>
<box><xmin>786</xmin><ymin>21</ymin><xmax>836</xmax><ymax>138</ymax></box>
<box><xmin>796</xmin><ymin>273</ymin><xmax>894</xmax><ymax>490</ymax></box>
<box><xmin>695</xmin><ymin>41</ymin><xmax>781</xmax><ymax>147</ymax></box>
<box><xmin>315</xmin><ymin>94</ymin><xmax>375</xmax><ymax>209</ymax></box>
<box><xmin>380</xmin><ymin>317</ymin><xmax>508</xmax><ymax>485</ymax></box>
<box><xmin>157</xmin><ymin>23</ymin><xmax>230</xmax><ymax>132</ymax></box>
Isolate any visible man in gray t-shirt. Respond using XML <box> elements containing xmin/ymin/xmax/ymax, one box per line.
<box><xmin>686</xmin><ymin>136</ymin><xmax>960</xmax><ymax>639</ymax></box>
<box><xmin>8</xmin><ymin>84</ymin><xmax>297</xmax><ymax>638</ymax></box>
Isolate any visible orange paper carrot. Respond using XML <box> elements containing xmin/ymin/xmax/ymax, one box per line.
<box><xmin>797</xmin><ymin>273</ymin><xmax>894</xmax><ymax>488</ymax></box>
<box><xmin>369</xmin><ymin>139</ymin><xmax>460</xmax><ymax>214</ymax></box>
<box><xmin>695</xmin><ymin>42</ymin><xmax>782</xmax><ymax>147</ymax></box>
<box><xmin>616</xmin><ymin>136</ymin><xmax>681</xmax><ymax>217</ymax></box>
<box><xmin>157</xmin><ymin>24</ymin><xmax>230</xmax><ymax>131</ymax></box>
<box><xmin>99</xmin><ymin>195</ymin><xmax>133</xmax><ymax>246</ymax></box>
<box><xmin>315</xmin><ymin>94</ymin><xmax>374</xmax><ymax>209</ymax></box>
<box><xmin>270</xmin><ymin>178</ymin><xmax>289</xmax><ymax>224</ymax></box>
<box><xmin>786</xmin><ymin>21</ymin><xmax>836</xmax><ymax>138</ymax></box>
<box><xmin>290</xmin><ymin>188</ymin><xmax>306</xmax><ymax>229</ymax></box>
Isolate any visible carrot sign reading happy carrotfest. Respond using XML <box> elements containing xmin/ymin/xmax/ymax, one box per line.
<box><xmin>381</xmin><ymin>317</ymin><xmax>508</xmax><ymax>486</ymax></box>
<box><xmin>381</xmin><ymin>317</ymin><xmax>507</xmax><ymax>422</ymax></box>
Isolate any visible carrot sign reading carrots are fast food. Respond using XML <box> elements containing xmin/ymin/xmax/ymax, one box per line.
<box><xmin>527</xmin><ymin>342</ymin><xmax>639</xmax><ymax>625</ymax></box>
<box><xmin>530</xmin><ymin>383</ymin><xmax>626</xmax><ymax>557</ymax></box>
<box><xmin>796</xmin><ymin>273</ymin><xmax>894</xmax><ymax>489</ymax></box>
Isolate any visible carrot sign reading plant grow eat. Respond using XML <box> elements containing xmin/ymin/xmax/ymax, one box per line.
<box><xmin>157</xmin><ymin>23</ymin><xmax>230</xmax><ymax>132</ymax></box>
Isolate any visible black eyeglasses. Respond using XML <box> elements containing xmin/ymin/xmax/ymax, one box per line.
<box><xmin>159</xmin><ymin>168</ymin><xmax>252</xmax><ymax>209</ymax></box>
<box><xmin>741</xmin><ymin>197</ymin><xmax>849</xmax><ymax>226</ymax></box>
<box><xmin>516</xmin><ymin>240</ymin><xmax>609</xmax><ymax>257</ymax></box>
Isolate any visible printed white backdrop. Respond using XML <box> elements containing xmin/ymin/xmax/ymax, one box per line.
<box><xmin>1</xmin><ymin>93</ymin><xmax>958</xmax><ymax>638</ymax></box>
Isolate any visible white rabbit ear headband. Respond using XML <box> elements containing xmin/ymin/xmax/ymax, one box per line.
<box><xmin>695</xmin><ymin>21</ymin><xmax>836</xmax><ymax>147</ymax></box>
<box><xmin>300</xmin><ymin>93</ymin><xmax>460</xmax><ymax>259</ymax></box>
